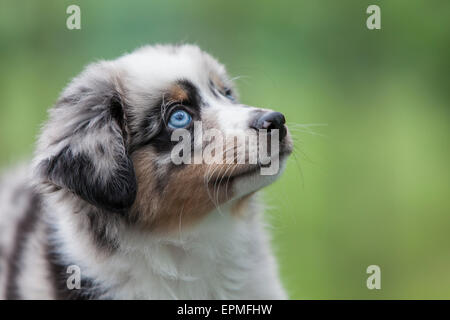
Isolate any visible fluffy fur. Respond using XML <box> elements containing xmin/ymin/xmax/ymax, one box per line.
<box><xmin>0</xmin><ymin>44</ymin><xmax>292</xmax><ymax>299</ymax></box>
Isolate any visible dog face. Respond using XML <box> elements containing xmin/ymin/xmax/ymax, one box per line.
<box><xmin>35</xmin><ymin>44</ymin><xmax>292</xmax><ymax>233</ymax></box>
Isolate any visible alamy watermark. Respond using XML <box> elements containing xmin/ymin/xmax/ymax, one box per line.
<box><xmin>366</xmin><ymin>265</ymin><xmax>381</xmax><ymax>290</ymax></box>
<box><xmin>66</xmin><ymin>5</ymin><xmax>81</xmax><ymax>30</ymax></box>
<box><xmin>366</xmin><ymin>5</ymin><xmax>381</xmax><ymax>30</ymax></box>
<box><xmin>66</xmin><ymin>265</ymin><xmax>81</xmax><ymax>290</ymax></box>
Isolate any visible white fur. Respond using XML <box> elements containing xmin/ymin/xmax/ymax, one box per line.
<box><xmin>45</xmin><ymin>198</ymin><xmax>286</xmax><ymax>299</ymax></box>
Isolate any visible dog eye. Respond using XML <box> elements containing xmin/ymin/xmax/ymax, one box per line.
<box><xmin>168</xmin><ymin>109</ymin><xmax>192</xmax><ymax>129</ymax></box>
<box><xmin>224</xmin><ymin>88</ymin><xmax>234</xmax><ymax>101</ymax></box>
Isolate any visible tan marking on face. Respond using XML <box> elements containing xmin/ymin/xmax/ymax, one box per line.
<box><xmin>168</xmin><ymin>84</ymin><xmax>189</xmax><ymax>102</ymax></box>
<box><xmin>131</xmin><ymin>147</ymin><xmax>238</xmax><ymax>233</ymax></box>
<box><xmin>129</xmin><ymin>147</ymin><xmax>158</xmax><ymax>223</ymax></box>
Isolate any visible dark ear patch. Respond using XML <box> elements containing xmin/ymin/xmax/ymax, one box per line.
<box><xmin>41</xmin><ymin>146</ymin><xmax>137</xmax><ymax>214</ymax></box>
<box><xmin>38</xmin><ymin>64</ymin><xmax>138</xmax><ymax>214</ymax></box>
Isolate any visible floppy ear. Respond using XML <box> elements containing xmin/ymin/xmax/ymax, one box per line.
<box><xmin>36</xmin><ymin>62</ymin><xmax>137</xmax><ymax>214</ymax></box>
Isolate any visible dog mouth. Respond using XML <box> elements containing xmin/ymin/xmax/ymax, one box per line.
<box><xmin>227</xmin><ymin>165</ymin><xmax>260</xmax><ymax>179</ymax></box>
<box><xmin>207</xmin><ymin>150</ymin><xmax>291</xmax><ymax>183</ymax></box>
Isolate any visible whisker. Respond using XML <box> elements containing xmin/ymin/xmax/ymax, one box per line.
<box><xmin>204</xmin><ymin>164</ymin><xmax>221</xmax><ymax>209</ymax></box>
<box><xmin>178</xmin><ymin>202</ymin><xmax>187</xmax><ymax>246</ymax></box>
<box><xmin>287</xmin><ymin>122</ymin><xmax>328</xmax><ymax>127</ymax></box>
<box><xmin>230</xmin><ymin>75</ymin><xmax>251</xmax><ymax>82</ymax></box>
<box><xmin>290</xmin><ymin>150</ymin><xmax>304</xmax><ymax>189</ymax></box>
<box><xmin>224</xmin><ymin>165</ymin><xmax>238</xmax><ymax>201</ymax></box>
<box><xmin>288</xmin><ymin>127</ymin><xmax>327</xmax><ymax>138</ymax></box>
<box><xmin>214</xmin><ymin>163</ymin><xmax>234</xmax><ymax>207</ymax></box>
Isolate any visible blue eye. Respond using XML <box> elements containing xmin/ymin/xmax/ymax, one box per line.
<box><xmin>168</xmin><ymin>110</ymin><xmax>192</xmax><ymax>129</ymax></box>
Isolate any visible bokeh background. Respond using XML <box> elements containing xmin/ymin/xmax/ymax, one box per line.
<box><xmin>1</xmin><ymin>0</ymin><xmax>449</xmax><ymax>299</ymax></box>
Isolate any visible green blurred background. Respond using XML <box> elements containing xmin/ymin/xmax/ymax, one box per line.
<box><xmin>1</xmin><ymin>0</ymin><xmax>449</xmax><ymax>299</ymax></box>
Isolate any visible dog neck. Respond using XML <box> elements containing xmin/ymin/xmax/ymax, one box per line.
<box><xmin>46</xmin><ymin>194</ymin><xmax>266</xmax><ymax>299</ymax></box>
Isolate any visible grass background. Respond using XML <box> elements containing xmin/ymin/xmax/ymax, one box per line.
<box><xmin>1</xmin><ymin>0</ymin><xmax>449</xmax><ymax>299</ymax></box>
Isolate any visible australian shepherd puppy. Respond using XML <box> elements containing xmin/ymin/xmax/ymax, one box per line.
<box><xmin>0</xmin><ymin>44</ymin><xmax>293</xmax><ymax>299</ymax></box>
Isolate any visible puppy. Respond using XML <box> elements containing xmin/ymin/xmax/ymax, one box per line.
<box><xmin>0</xmin><ymin>44</ymin><xmax>293</xmax><ymax>299</ymax></box>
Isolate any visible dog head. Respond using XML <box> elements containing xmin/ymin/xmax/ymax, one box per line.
<box><xmin>35</xmin><ymin>44</ymin><xmax>293</xmax><ymax>233</ymax></box>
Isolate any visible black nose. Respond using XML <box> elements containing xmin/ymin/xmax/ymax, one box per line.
<box><xmin>252</xmin><ymin>111</ymin><xmax>287</xmax><ymax>140</ymax></box>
